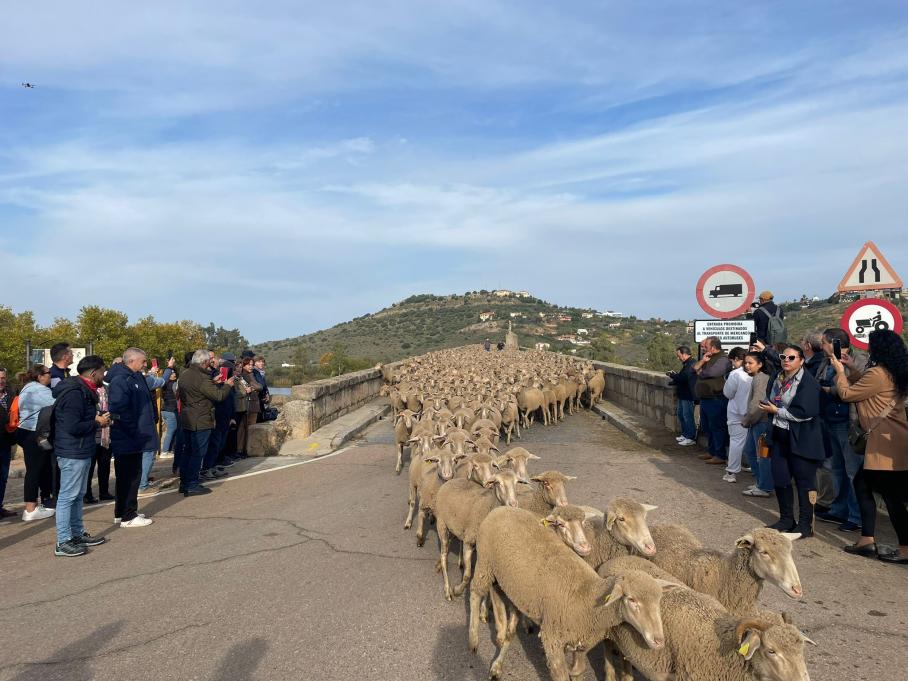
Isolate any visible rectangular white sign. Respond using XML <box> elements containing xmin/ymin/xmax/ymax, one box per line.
<box><xmin>694</xmin><ymin>319</ymin><xmax>755</xmax><ymax>346</ymax></box>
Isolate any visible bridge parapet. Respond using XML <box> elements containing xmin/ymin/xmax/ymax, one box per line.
<box><xmin>593</xmin><ymin>361</ymin><xmax>677</xmax><ymax>431</ymax></box>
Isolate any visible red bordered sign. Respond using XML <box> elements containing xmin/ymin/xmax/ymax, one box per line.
<box><xmin>695</xmin><ymin>264</ymin><xmax>756</xmax><ymax>319</ymax></box>
<box><xmin>839</xmin><ymin>298</ymin><xmax>903</xmax><ymax>350</ymax></box>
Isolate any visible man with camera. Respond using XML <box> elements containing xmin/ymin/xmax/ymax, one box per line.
<box><xmin>51</xmin><ymin>356</ymin><xmax>111</xmax><ymax>556</ymax></box>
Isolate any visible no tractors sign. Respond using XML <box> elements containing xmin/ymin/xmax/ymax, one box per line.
<box><xmin>695</xmin><ymin>264</ymin><xmax>756</xmax><ymax>319</ymax></box>
<box><xmin>839</xmin><ymin>298</ymin><xmax>903</xmax><ymax>350</ymax></box>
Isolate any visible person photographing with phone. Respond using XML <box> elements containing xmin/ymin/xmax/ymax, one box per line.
<box><xmin>829</xmin><ymin>329</ymin><xmax>908</xmax><ymax>563</ymax></box>
<box><xmin>758</xmin><ymin>344</ymin><xmax>824</xmax><ymax>538</ymax></box>
<box><xmin>693</xmin><ymin>336</ymin><xmax>730</xmax><ymax>466</ymax></box>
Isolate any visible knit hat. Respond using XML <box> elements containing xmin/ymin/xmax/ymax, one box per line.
<box><xmin>221</xmin><ymin>352</ymin><xmax>237</xmax><ymax>362</ymax></box>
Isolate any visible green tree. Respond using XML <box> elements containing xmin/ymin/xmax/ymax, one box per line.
<box><xmin>646</xmin><ymin>335</ymin><xmax>677</xmax><ymax>372</ymax></box>
<box><xmin>77</xmin><ymin>306</ymin><xmax>130</xmax><ymax>361</ymax></box>
<box><xmin>0</xmin><ymin>306</ymin><xmax>38</xmax><ymax>376</ymax></box>
<box><xmin>580</xmin><ymin>332</ymin><xmax>615</xmax><ymax>362</ymax></box>
<box><xmin>203</xmin><ymin>323</ymin><xmax>250</xmax><ymax>354</ymax></box>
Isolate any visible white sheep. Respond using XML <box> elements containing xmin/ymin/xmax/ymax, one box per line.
<box><xmin>583</xmin><ymin>498</ymin><xmax>659</xmax><ymax>569</ymax></box>
<box><xmin>516</xmin><ymin>470</ymin><xmax>575</xmax><ymax>516</ymax></box>
<box><xmin>648</xmin><ymin>525</ymin><xmax>803</xmax><ymax>613</ymax></box>
<box><xmin>470</xmin><ymin>506</ymin><xmax>676</xmax><ymax>681</ymax></box>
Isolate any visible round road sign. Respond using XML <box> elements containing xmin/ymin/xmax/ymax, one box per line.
<box><xmin>695</xmin><ymin>264</ymin><xmax>756</xmax><ymax>319</ymax></box>
<box><xmin>839</xmin><ymin>298</ymin><xmax>903</xmax><ymax>350</ymax></box>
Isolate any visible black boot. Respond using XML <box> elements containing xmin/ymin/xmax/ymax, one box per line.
<box><xmin>768</xmin><ymin>486</ymin><xmax>796</xmax><ymax>532</ymax></box>
<box><xmin>792</xmin><ymin>487</ymin><xmax>814</xmax><ymax>538</ymax></box>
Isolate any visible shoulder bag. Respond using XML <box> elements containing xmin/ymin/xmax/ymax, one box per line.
<box><xmin>848</xmin><ymin>399</ymin><xmax>896</xmax><ymax>455</ymax></box>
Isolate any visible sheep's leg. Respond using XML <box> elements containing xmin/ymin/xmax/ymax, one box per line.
<box><xmin>415</xmin><ymin>507</ymin><xmax>428</xmax><ymax>547</ymax></box>
<box><xmin>451</xmin><ymin>542</ymin><xmax>475</xmax><ymax>597</ymax></box>
<box><xmin>458</xmin><ymin>544</ymin><xmax>464</xmax><ymax>570</ymax></box>
<box><xmin>468</xmin><ymin>583</ymin><xmax>488</xmax><ymax>654</ymax></box>
<box><xmin>395</xmin><ymin>444</ymin><xmax>403</xmax><ymax>474</ymax></box>
<box><xmin>603</xmin><ymin>641</ymin><xmax>619</xmax><ymax>681</ymax></box>
<box><xmin>568</xmin><ymin>650</ymin><xmax>588</xmax><ymax>681</ymax></box>
<box><xmin>403</xmin><ymin>485</ymin><xmax>417</xmax><ymax>529</ymax></box>
<box><xmin>515</xmin><ymin>417</ymin><xmax>521</xmax><ymax>439</ymax></box>
<box><xmin>438</xmin><ymin>524</ymin><xmax>453</xmax><ymax>600</ymax></box>
<box><xmin>540</xmin><ymin>631</ymin><xmax>571</xmax><ymax>681</ymax></box>
<box><xmin>619</xmin><ymin>655</ymin><xmax>636</xmax><ymax>681</ymax></box>
<box><xmin>488</xmin><ymin>588</ymin><xmax>516</xmax><ymax>680</ymax></box>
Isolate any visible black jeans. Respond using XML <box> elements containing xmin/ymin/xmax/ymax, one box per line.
<box><xmin>16</xmin><ymin>429</ymin><xmax>54</xmax><ymax>504</ymax></box>
<box><xmin>770</xmin><ymin>426</ymin><xmax>820</xmax><ymax>490</ymax></box>
<box><xmin>113</xmin><ymin>452</ymin><xmax>142</xmax><ymax>521</ymax></box>
<box><xmin>86</xmin><ymin>445</ymin><xmax>112</xmax><ymax>498</ymax></box>
<box><xmin>854</xmin><ymin>469</ymin><xmax>908</xmax><ymax>544</ymax></box>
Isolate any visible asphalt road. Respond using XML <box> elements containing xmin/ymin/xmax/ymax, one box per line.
<box><xmin>0</xmin><ymin>410</ymin><xmax>905</xmax><ymax>680</ymax></box>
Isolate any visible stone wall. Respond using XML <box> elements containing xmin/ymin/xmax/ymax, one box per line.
<box><xmin>593</xmin><ymin>361</ymin><xmax>678</xmax><ymax>432</ymax></box>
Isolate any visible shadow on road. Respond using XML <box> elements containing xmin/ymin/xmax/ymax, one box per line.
<box><xmin>431</xmin><ymin>623</ymin><xmax>486</xmax><ymax>681</ymax></box>
<box><xmin>212</xmin><ymin>637</ymin><xmax>268</xmax><ymax>681</ymax></box>
<box><xmin>5</xmin><ymin>620</ymin><xmax>125</xmax><ymax>681</ymax></box>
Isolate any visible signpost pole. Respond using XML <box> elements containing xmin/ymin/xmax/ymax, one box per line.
<box><xmin>25</xmin><ymin>339</ymin><xmax>32</xmax><ymax>372</ymax></box>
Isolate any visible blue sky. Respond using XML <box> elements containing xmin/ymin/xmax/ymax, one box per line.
<box><xmin>2</xmin><ymin>1</ymin><xmax>907</xmax><ymax>343</ymax></box>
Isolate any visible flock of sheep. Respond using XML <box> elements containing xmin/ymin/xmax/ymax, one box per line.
<box><xmin>379</xmin><ymin>347</ymin><xmax>814</xmax><ymax>681</ymax></box>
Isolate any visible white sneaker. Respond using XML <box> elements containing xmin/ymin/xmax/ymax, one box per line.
<box><xmin>159</xmin><ymin>451</ymin><xmax>174</xmax><ymax>459</ymax></box>
<box><xmin>120</xmin><ymin>516</ymin><xmax>153</xmax><ymax>528</ymax></box>
<box><xmin>22</xmin><ymin>505</ymin><xmax>55</xmax><ymax>521</ymax></box>
<box><xmin>722</xmin><ymin>473</ymin><xmax>737</xmax><ymax>483</ymax></box>
<box><xmin>114</xmin><ymin>513</ymin><xmax>146</xmax><ymax>524</ymax></box>
<box><xmin>678</xmin><ymin>438</ymin><xmax>696</xmax><ymax>446</ymax></box>
<box><xmin>675</xmin><ymin>436</ymin><xmax>686</xmax><ymax>442</ymax></box>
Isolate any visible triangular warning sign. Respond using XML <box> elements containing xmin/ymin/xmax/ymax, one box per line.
<box><xmin>838</xmin><ymin>241</ymin><xmax>903</xmax><ymax>292</ymax></box>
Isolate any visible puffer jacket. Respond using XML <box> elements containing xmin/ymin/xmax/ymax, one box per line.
<box><xmin>107</xmin><ymin>362</ymin><xmax>159</xmax><ymax>454</ymax></box>
<box><xmin>52</xmin><ymin>377</ymin><xmax>99</xmax><ymax>459</ymax></box>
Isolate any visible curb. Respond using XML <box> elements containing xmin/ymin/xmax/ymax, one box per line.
<box><xmin>591</xmin><ymin>400</ymin><xmax>657</xmax><ymax>445</ymax></box>
<box><xmin>279</xmin><ymin>402</ymin><xmax>390</xmax><ymax>458</ymax></box>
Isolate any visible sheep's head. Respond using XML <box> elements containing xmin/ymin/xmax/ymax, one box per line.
<box><xmin>736</xmin><ymin>529</ymin><xmax>803</xmax><ymax>600</ymax></box>
<box><xmin>605</xmin><ymin>498</ymin><xmax>657</xmax><ymax>556</ymax></box>
<box><xmin>735</xmin><ymin>618</ymin><xmax>813</xmax><ymax>681</ymax></box>
<box><xmin>468</xmin><ymin>452</ymin><xmax>500</xmax><ymax>485</ymax></box>
<box><xmin>597</xmin><ymin>571</ymin><xmax>676</xmax><ymax>650</ymax></box>
<box><xmin>530</xmin><ymin>470</ymin><xmax>574</xmax><ymax>507</ymax></box>
<box><xmin>396</xmin><ymin>409</ymin><xmax>417</xmax><ymax>430</ymax></box>
<box><xmin>485</xmin><ymin>469</ymin><xmax>519</xmax><ymax>508</ymax></box>
<box><xmin>497</xmin><ymin>447</ymin><xmax>540</xmax><ymax>483</ymax></box>
<box><xmin>541</xmin><ymin>504</ymin><xmax>592</xmax><ymax>556</ymax></box>
<box><xmin>423</xmin><ymin>448</ymin><xmax>466</xmax><ymax>482</ymax></box>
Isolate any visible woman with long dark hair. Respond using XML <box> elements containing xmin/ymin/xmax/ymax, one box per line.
<box><xmin>832</xmin><ymin>329</ymin><xmax>908</xmax><ymax>563</ymax></box>
<box><xmin>758</xmin><ymin>344</ymin><xmax>825</xmax><ymax>537</ymax></box>
<box><xmin>16</xmin><ymin>365</ymin><xmax>56</xmax><ymax>521</ymax></box>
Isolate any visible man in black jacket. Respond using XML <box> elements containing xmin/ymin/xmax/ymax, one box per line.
<box><xmin>0</xmin><ymin>368</ymin><xmax>16</xmax><ymax>517</ymax></box>
<box><xmin>668</xmin><ymin>346</ymin><xmax>697</xmax><ymax>446</ymax></box>
<box><xmin>52</xmin><ymin>356</ymin><xmax>111</xmax><ymax>557</ymax></box>
<box><xmin>753</xmin><ymin>291</ymin><xmax>785</xmax><ymax>345</ymax></box>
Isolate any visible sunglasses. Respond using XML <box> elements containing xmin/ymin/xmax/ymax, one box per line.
<box><xmin>779</xmin><ymin>354</ymin><xmax>799</xmax><ymax>362</ymax></box>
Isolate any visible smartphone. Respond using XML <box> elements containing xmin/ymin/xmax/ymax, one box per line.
<box><xmin>109</xmin><ymin>413</ymin><xmax>120</xmax><ymax>422</ymax></box>
<box><xmin>167</xmin><ymin>349</ymin><xmax>174</xmax><ymax>360</ymax></box>
<box><xmin>151</xmin><ymin>358</ymin><xmax>158</xmax><ymax>370</ymax></box>
<box><xmin>759</xmin><ymin>399</ymin><xmax>771</xmax><ymax>406</ymax></box>
<box><xmin>749</xmin><ymin>332</ymin><xmax>758</xmax><ymax>345</ymax></box>
<box><xmin>219</xmin><ymin>367</ymin><xmax>229</xmax><ymax>381</ymax></box>
<box><xmin>833</xmin><ymin>339</ymin><xmax>842</xmax><ymax>360</ymax></box>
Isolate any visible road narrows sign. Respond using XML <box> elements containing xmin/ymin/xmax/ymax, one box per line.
<box><xmin>839</xmin><ymin>298</ymin><xmax>903</xmax><ymax>350</ymax></box>
<box><xmin>838</xmin><ymin>241</ymin><xmax>903</xmax><ymax>292</ymax></box>
<box><xmin>695</xmin><ymin>264</ymin><xmax>756</xmax><ymax>319</ymax></box>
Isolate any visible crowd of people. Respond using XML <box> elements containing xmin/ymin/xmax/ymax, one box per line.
<box><xmin>668</xmin><ymin>291</ymin><xmax>908</xmax><ymax>564</ymax></box>
<box><xmin>0</xmin><ymin>343</ymin><xmax>272</xmax><ymax>557</ymax></box>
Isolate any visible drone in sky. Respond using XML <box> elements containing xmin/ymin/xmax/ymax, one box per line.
<box><xmin>21</xmin><ymin>82</ymin><xmax>36</xmax><ymax>88</ymax></box>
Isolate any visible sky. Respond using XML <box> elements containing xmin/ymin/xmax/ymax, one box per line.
<box><xmin>2</xmin><ymin>1</ymin><xmax>907</xmax><ymax>343</ymax></box>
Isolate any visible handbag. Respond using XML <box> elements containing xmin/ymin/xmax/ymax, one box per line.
<box><xmin>848</xmin><ymin>399</ymin><xmax>896</xmax><ymax>455</ymax></box>
<box><xmin>757</xmin><ymin>434</ymin><xmax>771</xmax><ymax>458</ymax></box>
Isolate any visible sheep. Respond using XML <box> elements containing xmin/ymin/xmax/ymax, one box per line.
<box><xmin>516</xmin><ymin>470</ymin><xmax>575</xmax><ymax>516</ymax></box>
<box><xmin>600</xmin><ymin>556</ymin><xmax>813</xmax><ymax>681</ymax></box>
<box><xmin>393</xmin><ymin>409</ymin><xmax>418</xmax><ymax>474</ymax></box>
<box><xmin>517</xmin><ymin>386</ymin><xmax>548</xmax><ymax>428</ymax></box>
<box><xmin>435</xmin><ymin>469</ymin><xmax>520</xmax><ymax>600</ymax></box>
<box><xmin>648</xmin><ymin>525</ymin><xmax>803</xmax><ymax>614</ymax></box>
<box><xmin>495</xmin><ymin>446</ymin><xmax>540</xmax><ymax>483</ymax></box>
<box><xmin>541</xmin><ymin>384</ymin><xmax>558</xmax><ymax>424</ymax></box>
<box><xmin>453</xmin><ymin>406</ymin><xmax>476</xmax><ymax>430</ymax></box>
<box><xmin>441</xmin><ymin>428</ymin><xmax>475</xmax><ymax>458</ymax></box>
<box><xmin>583</xmin><ymin>498</ymin><xmax>659</xmax><ymax>569</ymax></box>
<box><xmin>498</xmin><ymin>397</ymin><xmax>521</xmax><ymax>443</ymax></box>
<box><xmin>469</xmin><ymin>506</ymin><xmax>675</xmax><ymax>681</ymax></box>
<box><xmin>587</xmin><ymin>369</ymin><xmax>605</xmax><ymax>407</ymax></box>
<box><xmin>412</xmin><ymin>447</ymin><xmax>470</xmax><ymax>547</ymax></box>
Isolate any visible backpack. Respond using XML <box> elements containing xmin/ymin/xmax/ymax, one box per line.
<box><xmin>4</xmin><ymin>396</ymin><xmax>19</xmax><ymax>433</ymax></box>
<box><xmin>760</xmin><ymin>306</ymin><xmax>788</xmax><ymax>345</ymax></box>
<box><xmin>35</xmin><ymin>404</ymin><xmax>56</xmax><ymax>451</ymax></box>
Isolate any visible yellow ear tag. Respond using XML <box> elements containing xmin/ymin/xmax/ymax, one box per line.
<box><xmin>602</xmin><ymin>593</ymin><xmax>613</xmax><ymax>605</ymax></box>
<box><xmin>540</xmin><ymin>519</ymin><xmax>549</xmax><ymax>527</ymax></box>
<box><xmin>738</xmin><ymin>642</ymin><xmax>750</xmax><ymax>657</ymax></box>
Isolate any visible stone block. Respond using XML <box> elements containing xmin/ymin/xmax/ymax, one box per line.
<box><xmin>247</xmin><ymin>421</ymin><xmax>289</xmax><ymax>457</ymax></box>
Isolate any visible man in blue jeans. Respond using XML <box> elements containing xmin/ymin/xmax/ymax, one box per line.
<box><xmin>693</xmin><ymin>336</ymin><xmax>730</xmax><ymax>465</ymax></box>
<box><xmin>668</xmin><ymin>346</ymin><xmax>698</xmax><ymax>446</ymax></box>
<box><xmin>0</xmin><ymin>368</ymin><xmax>17</xmax><ymax>518</ymax></box>
<box><xmin>52</xmin><ymin>356</ymin><xmax>111</xmax><ymax>556</ymax></box>
<box><xmin>816</xmin><ymin>328</ymin><xmax>867</xmax><ymax>532</ymax></box>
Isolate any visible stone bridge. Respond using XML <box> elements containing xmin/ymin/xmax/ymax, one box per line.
<box><xmin>0</xmin><ymin>350</ymin><xmax>904</xmax><ymax>681</ymax></box>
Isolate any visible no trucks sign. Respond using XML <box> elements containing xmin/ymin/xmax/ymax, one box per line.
<box><xmin>695</xmin><ymin>264</ymin><xmax>756</xmax><ymax>319</ymax></box>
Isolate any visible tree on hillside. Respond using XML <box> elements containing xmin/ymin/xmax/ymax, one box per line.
<box><xmin>204</xmin><ymin>323</ymin><xmax>249</xmax><ymax>354</ymax></box>
<box><xmin>579</xmin><ymin>331</ymin><xmax>615</xmax><ymax>362</ymax></box>
<box><xmin>646</xmin><ymin>335</ymin><xmax>677</xmax><ymax>372</ymax></box>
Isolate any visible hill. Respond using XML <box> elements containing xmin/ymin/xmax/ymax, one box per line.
<box><xmin>254</xmin><ymin>291</ymin><xmax>908</xmax><ymax>383</ymax></box>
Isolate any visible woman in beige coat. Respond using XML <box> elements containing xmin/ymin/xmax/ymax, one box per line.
<box><xmin>832</xmin><ymin>330</ymin><xmax>908</xmax><ymax>563</ymax></box>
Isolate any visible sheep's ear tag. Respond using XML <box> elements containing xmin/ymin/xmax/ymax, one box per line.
<box><xmin>540</xmin><ymin>519</ymin><xmax>550</xmax><ymax>527</ymax></box>
<box><xmin>738</xmin><ymin>642</ymin><xmax>750</xmax><ymax>657</ymax></box>
<box><xmin>602</xmin><ymin>593</ymin><xmax>614</xmax><ymax>605</ymax></box>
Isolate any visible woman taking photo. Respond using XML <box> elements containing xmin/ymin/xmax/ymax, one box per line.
<box><xmin>16</xmin><ymin>365</ymin><xmax>56</xmax><ymax>521</ymax></box>
<box><xmin>758</xmin><ymin>344</ymin><xmax>824</xmax><ymax>537</ymax></box>
<box><xmin>233</xmin><ymin>357</ymin><xmax>262</xmax><ymax>459</ymax></box>
<box><xmin>832</xmin><ymin>329</ymin><xmax>908</xmax><ymax>563</ymax></box>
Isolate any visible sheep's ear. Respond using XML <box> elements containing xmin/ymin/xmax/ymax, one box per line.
<box><xmin>597</xmin><ymin>577</ymin><xmax>624</xmax><ymax>607</ymax></box>
<box><xmin>801</xmin><ymin>634</ymin><xmax>817</xmax><ymax>646</ymax></box>
<box><xmin>423</xmin><ymin>455</ymin><xmax>440</xmax><ymax>463</ymax></box>
<box><xmin>432</xmin><ymin>435</ymin><xmax>446</xmax><ymax>441</ymax></box>
<box><xmin>491</xmin><ymin>460</ymin><xmax>501</xmax><ymax>470</ymax></box>
<box><xmin>736</xmin><ymin>628</ymin><xmax>762</xmax><ymax>660</ymax></box>
<box><xmin>735</xmin><ymin>533</ymin><xmax>755</xmax><ymax>549</ymax></box>
<box><xmin>526</xmin><ymin>452</ymin><xmax>541</xmax><ymax>460</ymax></box>
<box><xmin>454</xmin><ymin>453</ymin><xmax>468</xmax><ymax>461</ymax></box>
<box><xmin>530</xmin><ymin>475</ymin><xmax>543</xmax><ymax>483</ymax></box>
<box><xmin>540</xmin><ymin>513</ymin><xmax>560</xmax><ymax>528</ymax></box>
<box><xmin>564</xmin><ymin>475</ymin><xmax>578</xmax><ymax>481</ymax></box>
<box><xmin>781</xmin><ymin>611</ymin><xmax>793</xmax><ymax>625</ymax></box>
<box><xmin>640</xmin><ymin>503</ymin><xmax>658</xmax><ymax>513</ymax></box>
<box><xmin>490</xmin><ymin>446</ymin><xmax>500</xmax><ymax>453</ymax></box>
<box><xmin>407</xmin><ymin>436</ymin><xmax>420</xmax><ymax>443</ymax></box>
<box><xmin>605</xmin><ymin>510</ymin><xmax>618</xmax><ymax>531</ymax></box>
<box><xmin>654</xmin><ymin>578</ymin><xmax>683</xmax><ymax>592</ymax></box>
<box><xmin>781</xmin><ymin>532</ymin><xmax>802</xmax><ymax>542</ymax></box>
